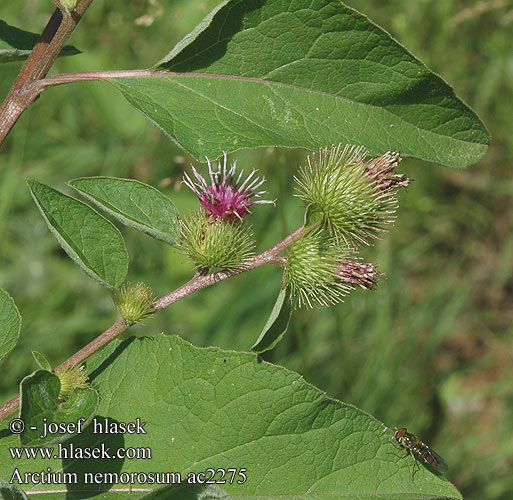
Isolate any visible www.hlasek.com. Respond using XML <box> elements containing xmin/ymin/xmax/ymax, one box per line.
<box><xmin>8</xmin><ymin>416</ymin><xmax>247</xmax><ymax>487</ymax></box>
<box><xmin>10</xmin><ymin>441</ymin><xmax>152</xmax><ymax>460</ymax></box>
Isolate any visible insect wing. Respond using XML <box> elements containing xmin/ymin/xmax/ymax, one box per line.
<box><xmin>414</xmin><ymin>438</ymin><xmax>448</xmax><ymax>473</ymax></box>
<box><xmin>427</xmin><ymin>447</ymin><xmax>448</xmax><ymax>473</ymax></box>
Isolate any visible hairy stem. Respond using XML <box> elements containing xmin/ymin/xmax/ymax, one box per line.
<box><xmin>0</xmin><ymin>225</ymin><xmax>305</xmax><ymax>421</ymax></box>
<box><xmin>154</xmin><ymin>225</ymin><xmax>305</xmax><ymax>310</ymax></box>
<box><xmin>0</xmin><ymin>0</ymin><xmax>94</xmax><ymax>144</ymax></box>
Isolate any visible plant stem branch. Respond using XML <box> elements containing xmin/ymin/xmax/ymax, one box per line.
<box><xmin>0</xmin><ymin>225</ymin><xmax>305</xmax><ymax>421</ymax></box>
<box><xmin>154</xmin><ymin>225</ymin><xmax>304</xmax><ymax>310</ymax></box>
<box><xmin>0</xmin><ymin>0</ymin><xmax>94</xmax><ymax>144</ymax></box>
<box><xmin>54</xmin><ymin>318</ymin><xmax>129</xmax><ymax>373</ymax></box>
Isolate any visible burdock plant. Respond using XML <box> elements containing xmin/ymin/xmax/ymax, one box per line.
<box><xmin>283</xmin><ymin>229</ymin><xmax>354</xmax><ymax>308</ymax></box>
<box><xmin>0</xmin><ymin>0</ymin><xmax>487</xmax><ymax>494</ymax></box>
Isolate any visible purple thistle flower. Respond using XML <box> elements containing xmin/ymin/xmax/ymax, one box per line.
<box><xmin>183</xmin><ymin>153</ymin><xmax>274</xmax><ymax>220</ymax></box>
<box><xmin>338</xmin><ymin>261</ymin><xmax>382</xmax><ymax>290</ymax></box>
<box><xmin>364</xmin><ymin>151</ymin><xmax>410</xmax><ymax>191</ymax></box>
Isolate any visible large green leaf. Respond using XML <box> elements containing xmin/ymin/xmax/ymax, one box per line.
<box><xmin>140</xmin><ymin>484</ymin><xmax>231</xmax><ymax>500</ymax></box>
<box><xmin>0</xmin><ymin>20</ymin><xmax>79</xmax><ymax>63</ymax></box>
<box><xmin>0</xmin><ymin>289</ymin><xmax>21</xmax><ymax>366</ymax></box>
<box><xmin>106</xmin><ymin>0</ymin><xmax>488</xmax><ymax>167</ymax></box>
<box><xmin>0</xmin><ymin>335</ymin><xmax>460</xmax><ymax>500</ymax></box>
<box><xmin>27</xmin><ymin>180</ymin><xmax>128</xmax><ymax>289</ymax></box>
<box><xmin>68</xmin><ymin>177</ymin><xmax>180</xmax><ymax>247</ymax></box>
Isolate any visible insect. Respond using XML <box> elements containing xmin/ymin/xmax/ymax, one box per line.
<box><xmin>393</xmin><ymin>427</ymin><xmax>448</xmax><ymax>476</ymax></box>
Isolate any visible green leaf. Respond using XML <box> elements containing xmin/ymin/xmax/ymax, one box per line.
<box><xmin>251</xmin><ymin>287</ymin><xmax>292</xmax><ymax>353</ymax></box>
<box><xmin>27</xmin><ymin>180</ymin><xmax>128</xmax><ymax>289</ymax></box>
<box><xmin>140</xmin><ymin>484</ymin><xmax>230</xmax><ymax>500</ymax></box>
<box><xmin>0</xmin><ymin>20</ymin><xmax>80</xmax><ymax>63</ymax></box>
<box><xmin>0</xmin><ymin>288</ymin><xmax>21</xmax><ymax>366</ymax></box>
<box><xmin>0</xmin><ymin>480</ymin><xmax>28</xmax><ymax>500</ymax></box>
<box><xmin>105</xmin><ymin>0</ymin><xmax>488</xmax><ymax>167</ymax></box>
<box><xmin>31</xmin><ymin>351</ymin><xmax>52</xmax><ymax>371</ymax></box>
<box><xmin>68</xmin><ymin>177</ymin><xmax>180</xmax><ymax>247</ymax></box>
<box><xmin>1</xmin><ymin>335</ymin><xmax>461</xmax><ymax>499</ymax></box>
<box><xmin>19</xmin><ymin>370</ymin><xmax>98</xmax><ymax>447</ymax></box>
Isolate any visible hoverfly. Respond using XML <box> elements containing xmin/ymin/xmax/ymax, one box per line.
<box><xmin>393</xmin><ymin>427</ymin><xmax>448</xmax><ymax>476</ymax></box>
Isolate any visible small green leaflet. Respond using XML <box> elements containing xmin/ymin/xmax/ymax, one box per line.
<box><xmin>0</xmin><ymin>288</ymin><xmax>21</xmax><ymax>366</ymax></box>
<box><xmin>0</xmin><ymin>19</ymin><xmax>80</xmax><ymax>63</ymax></box>
<box><xmin>68</xmin><ymin>177</ymin><xmax>180</xmax><ymax>247</ymax></box>
<box><xmin>32</xmin><ymin>351</ymin><xmax>52</xmax><ymax>371</ymax></box>
<box><xmin>27</xmin><ymin>180</ymin><xmax>128</xmax><ymax>289</ymax></box>
<box><xmin>251</xmin><ymin>287</ymin><xmax>292</xmax><ymax>353</ymax></box>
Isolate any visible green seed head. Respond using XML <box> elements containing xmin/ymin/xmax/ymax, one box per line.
<box><xmin>57</xmin><ymin>365</ymin><xmax>89</xmax><ymax>402</ymax></box>
<box><xmin>295</xmin><ymin>144</ymin><xmax>399</xmax><ymax>247</ymax></box>
<box><xmin>283</xmin><ymin>230</ymin><xmax>352</xmax><ymax>308</ymax></box>
<box><xmin>113</xmin><ymin>282</ymin><xmax>155</xmax><ymax>324</ymax></box>
<box><xmin>179</xmin><ymin>211</ymin><xmax>254</xmax><ymax>272</ymax></box>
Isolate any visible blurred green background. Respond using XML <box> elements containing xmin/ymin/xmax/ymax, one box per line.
<box><xmin>1</xmin><ymin>0</ymin><xmax>512</xmax><ymax>498</ymax></box>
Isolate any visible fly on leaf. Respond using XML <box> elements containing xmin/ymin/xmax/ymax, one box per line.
<box><xmin>393</xmin><ymin>427</ymin><xmax>448</xmax><ymax>476</ymax></box>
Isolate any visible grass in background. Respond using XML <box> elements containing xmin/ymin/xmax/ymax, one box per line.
<box><xmin>1</xmin><ymin>1</ymin><xmax>513</xmax><ymax>499</ymax></box>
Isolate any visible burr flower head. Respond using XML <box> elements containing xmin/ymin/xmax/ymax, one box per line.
<box><xmin>295</xmin><ymin>144</ymin><xmax>406</xmax><ymax>247</ymax></box>
<box><xmin>183</xmin><ymin>153</ymin><xmax>274</xmax><ymax>220</ymax></box>
<box><xmin>283</xmin><ymin>230</ymin><xmax>353</xmax><ymax>309</ymax></box>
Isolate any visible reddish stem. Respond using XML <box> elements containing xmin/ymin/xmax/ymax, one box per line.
<box><xmin>0</xmin><ymin>226</ymin><xmax>305</xmax><ymax>421</ymax></box>
<box><xmin>0</xmin><ymin>0</ymin><xmax>94</xmax><ymax>145</ymax></box>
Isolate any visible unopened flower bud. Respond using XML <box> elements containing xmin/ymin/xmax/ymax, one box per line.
<box><xmin>179</xmin><ymin>211</ymin><xmax>254</xmax><ymax>272</ymax></box>
<box><xmin>113</xmin><ymin>282</ymin><xmax>155</xmax><ymax>324</ymax></box>
<box><xmin>283</xmin><ymin>231</ymin><xmax>352</xmax><ymax>308</ymax></box>
<box><xmin>57</xmin><ymin>365</ymin><xmax>89</xmax><ymax>402</ymax></box>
